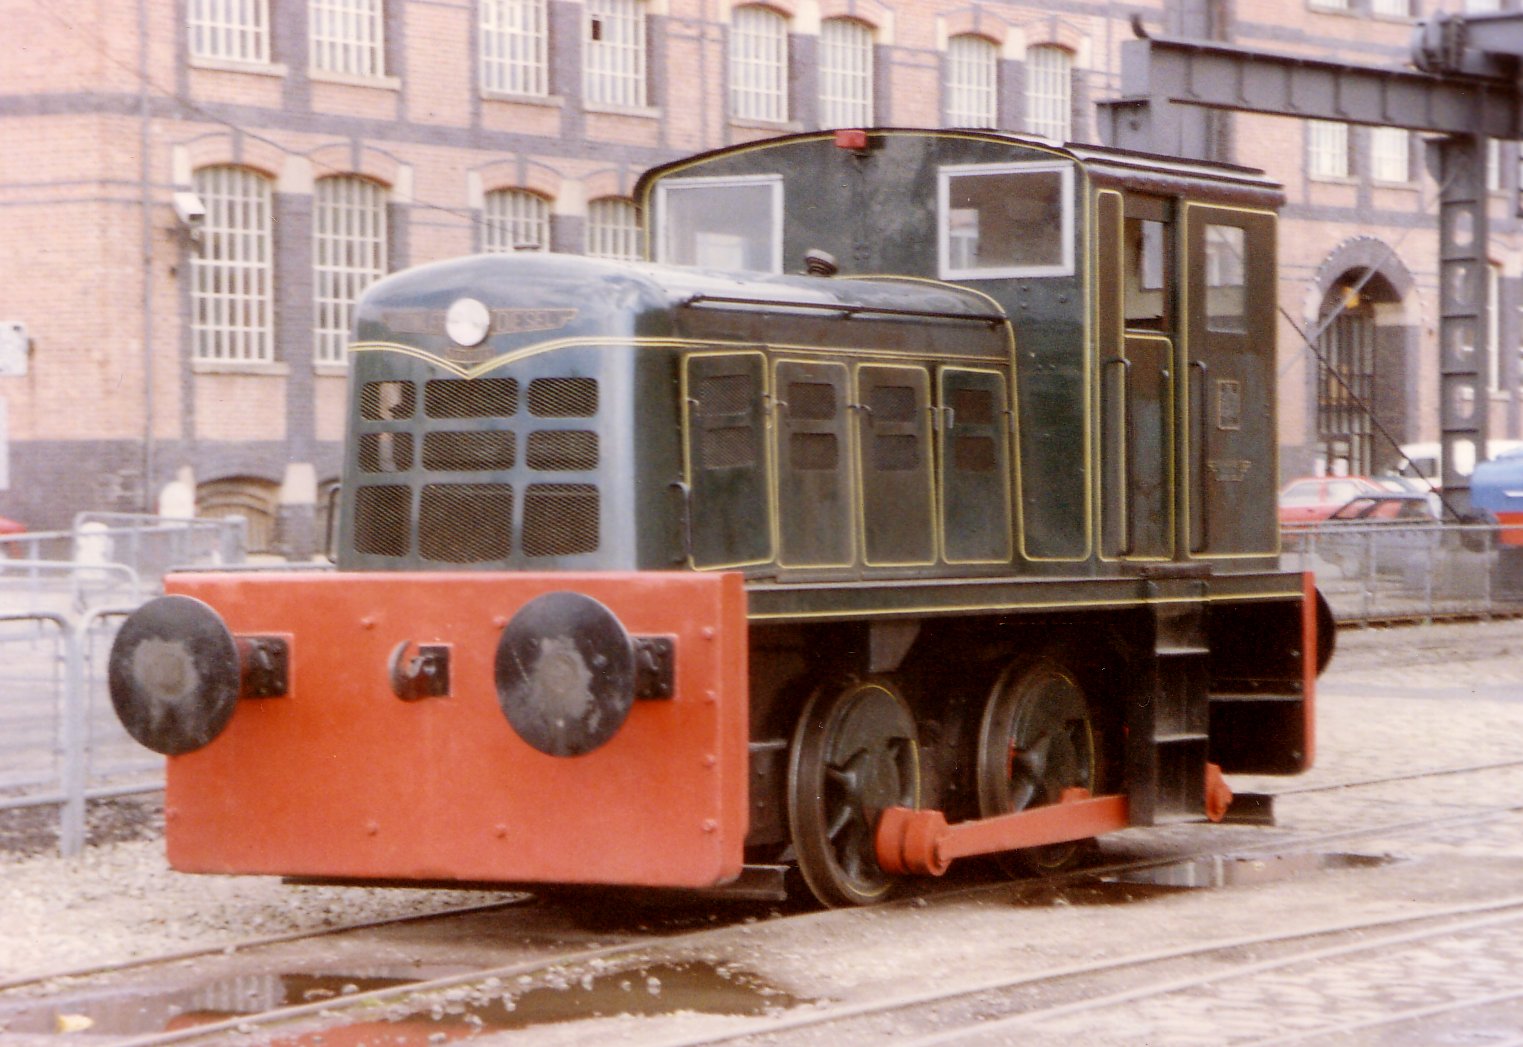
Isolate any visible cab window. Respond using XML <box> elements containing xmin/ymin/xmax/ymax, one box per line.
<box><xmin>656</xmin><ymin>175</ymin><xmax>783</xmax><ymax>272</ymax></box>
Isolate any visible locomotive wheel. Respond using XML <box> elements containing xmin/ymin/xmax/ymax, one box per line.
<box><xmin>787</xmin><ymin>680</ymin><xmax>920</xmax><ymax>908</ymax></box>
<box><xmin>976</xmin><ymin>658</ymin><xmax>1099</xmax><ymax>876</ymax></box>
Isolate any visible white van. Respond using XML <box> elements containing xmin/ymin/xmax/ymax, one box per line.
<box><xmin>1395</xmin><ymin>440</ymin><xmax>1523</xmax><ymax>480</ymax></box>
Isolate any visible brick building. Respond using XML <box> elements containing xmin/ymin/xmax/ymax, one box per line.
<box><xmin>0</xmin><ymin>0</ymin><xmax>1515</xmax><ymax>551</ymax></box>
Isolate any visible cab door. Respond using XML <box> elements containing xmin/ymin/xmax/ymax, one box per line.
<box><xmin>1181</xmin><ymin>204</ymin><xmax>1277</xmax><ymax>559</ymax></box>
<box><xmin>1097</xmin><ymin>190</ymin><xmax>1174</xmax><ymax>560</ymax></box>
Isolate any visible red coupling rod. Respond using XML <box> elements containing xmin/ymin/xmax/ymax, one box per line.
<box><xmin>875</xmin><ymin>789</ymin><xmax>1131</xmax><ymax>877</ymax></box>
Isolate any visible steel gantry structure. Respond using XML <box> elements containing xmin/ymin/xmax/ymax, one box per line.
<box><xmin>1099</xmin><ymin>11</ymin><xmax>1523</xmax><ymax>510</ymax></box>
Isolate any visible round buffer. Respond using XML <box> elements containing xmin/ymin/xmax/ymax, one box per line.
<box><xmin>494</xmin><ymin>591</ymin><xmax>636</xmax><ymax>757</ymax></box>
<box><xmin>108</xmin><ymin>595</ymin><xmax>241</xmax><ymax>756</ymax></box>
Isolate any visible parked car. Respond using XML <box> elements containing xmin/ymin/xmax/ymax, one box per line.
<box><xmin>1300</xmin><ymin>493</ymin><xmax>1439</xmax><ymax>577</ymax></box>
<box><xmin>1277</xmin><ymin>476</ymin><xmax>1387</xmax><ymax>524</ymax></box>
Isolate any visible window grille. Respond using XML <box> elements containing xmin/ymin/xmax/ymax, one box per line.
<box><xmin>310</xmin><ymin>0</ymin><xmax>384</xmax><ymax>77</ymax></box>
<box><xmin>586</xmin><ymin>198</ymin><xmax>643</xmax><ymax>259</ymax></box>
<box><xmin>730</xmin><ymin>6</ymin><xmax>788</xmax><ymax>123</ymax></box>
<box><xmin>1024</xmin><ymin>45</ymin><xmax>1071</xmax><ymax>142</ymax></box>
<box><xmin>1465</xmin><ymin>0</ymin><xmax>1501</xmax><ymax>12</ymax></box>
<box><xmin>483</xmin><ymin>189</ymin><xmax>550</xmax><ymax>252</ymax></box>
<box><xmin>1370</xmin><ymin>127</ymin><xmax>1410</xmax><ymax>183</ymax></box>
<box><xmin>1489</xmin><ymin>263</ymin><xmax>1502</xmax><ymax>393</ymax></box>
<box><xmin>1307</xmin><ymin>119</ymin><xmax>1350</xmax><ymax>179</ymax></box>
<box><xmin>1369</xmin><ymin>0</ymin><xmax>1410</xmax><ymax>16</ymax></box>
<box><xmin>946</xmin><ymin>35</ymin><xmax>997</xmax><ymax>129</ymax></box>
<box><xmin>818</xmin><ymin>19</ymin><xmax>873</xmax><ymax>127</ymax></box>
<box><xmin>188</xmin><ymin>0</ymin><xmax>270</xmax><ymax>63</ymax></box>
<box><xmin>314</xmin><ymin>176</ymin><xmax>388</xmax><ymax>365</ymax></box>
<box><xmin>585</xmin><ymin>0</ymin><xmax>646</xmax><ymax>108</ymax></box>
<box><xmin>481</xmin><ymin>0</ymin><xmax>548</xmax><ymax>96</ymax></box>
<box><xmin>192</xmin><ymin>166</ymin><xmax>274</xmax><ymax>363</ymax></box>
<box><xmin>1488</xmin><ymin>139</ymin><xmax>1505</xmax><ymax>192</ymax></box>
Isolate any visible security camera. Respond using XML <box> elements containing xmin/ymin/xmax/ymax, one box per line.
<box><xmin>173</xmin><ymin>191</ymin><xmax>206</xmax><ymax>228</ymax></box>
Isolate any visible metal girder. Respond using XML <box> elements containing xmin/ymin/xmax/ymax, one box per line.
<box><xmin>1098</xmin><ymin>25</ymin><xmax>1511</xmax><ymax>509</ymax></box>
<box><xmin>1099</xmin><ymin>35</ymin><xmax>1522</xmax><ymax>158</ymax></box>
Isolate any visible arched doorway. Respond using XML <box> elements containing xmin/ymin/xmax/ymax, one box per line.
<box><xmin>1312</xmin><ymin>265</ymin><xmax>1411</xmax><ymax>477</ymax></box>
<box><xmin>197</xmin><ymin>476</ymin><xmax>280</xmax><ymax>555</ymax></box>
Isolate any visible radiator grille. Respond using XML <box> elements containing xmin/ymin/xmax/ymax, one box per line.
<box><xmin>424</xmin><ymin>378</ymin><xmax>519</xmax><ymax>418</ymax></box>
<box><xmin>419</xmin><ymin>484</ymin><xmax>514</xmax><ymax>562</ymax></box>
<box><xmin>353</xmin><ymin>485</ymin><xmax>411</xmax><ymax>556</ymax></box>
<box><xmin>528</xmin><ymin>377</ymin><xmax>598</xmax><ymax>417</ymax></box>
<box><xmin>527</xmin><ymin>430</ymin><xmax>599</xmax><ymax>471</ymax></box>
<box><xmin>791</xmin><ymin>432</ymin><xmax>839</xmax><ymax>470</ymax></box>
<box><xmin>358</xmin><ymin>433</ymin><xmax>414</xmax><ymax>473</ymax></box>
<box><xmin>788</xmin><ymin>381</ymin><xmax>837</xmax><ymax>420</ymax></box>
<box><xmin>872</xmin><ymin>434</ymin><xmax>920</xmax><ymax>472</ymax></box>
<box><xmin>702</xmin><ymin>426</ymin><xmax>755</xmax><ymax>469</ymax></box>
<box><xmin>698</xmin><ymin>373</ymin><xmax>752</xmax><ymax>416</ymax></box>
<box><xmin>522</xmin><ymin>484</ymin><xmax>599</xmax><ymax>556</ymax></box>
<box><xmin>868</xmin><ymin>385</ymin><xmax>917</xmax><ymax>421</ymax></box>
<box><xmin>361</xmin><ymin>381</ymin><xmax>415</xmax><ymax>420</ymax></box>
<box><xmin>423</xmin><ymin>431</ymin><xmax>517</xmax><ymax>471</ymax></box>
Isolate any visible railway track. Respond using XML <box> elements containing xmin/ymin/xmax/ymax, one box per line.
<box><xmin>13</xmin><ymin>755</ymin><xmax>1513</xmax><ymax>1046</ymax></box>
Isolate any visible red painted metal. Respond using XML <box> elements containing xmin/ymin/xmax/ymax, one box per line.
<box><xmin>1204</xmin><ymin>762</ymin><xmax>1233</xmax><ymax>822</ymax></box>
<box><xmin>875</xmin><ymin>789</ymin><xmax>1131</xmax><ymax>877</ymax></box>
<box><xmin>1496</xmin><ymin>510</ymin><xmax>1523</xmax><ymax>546</ymax></box>
<box><xmin>834</xmin><ymin>128</ymin><xmax>869</xmax><ymax>150</ymax></box>
<box><xmin>1302</xmin><ymin>570</ymin><xmax>1318</xmax><ymax>770</ymax></box>
<box><xmin>162</xmin><ymin>571</ymin><xmax>749</xmax><ymax>890</ymax></box>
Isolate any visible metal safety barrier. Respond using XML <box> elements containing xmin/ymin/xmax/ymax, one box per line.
<box><xmin>1282</xmin><ymin>520</ymin><xmax>1523</xmax><ymax>623</ymax></box>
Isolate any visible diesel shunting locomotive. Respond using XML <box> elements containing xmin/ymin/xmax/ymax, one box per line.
<box><xmin>109</xmin><ymin>130</ymin><xmax>1330</xmax><ymax>907</ymax></box>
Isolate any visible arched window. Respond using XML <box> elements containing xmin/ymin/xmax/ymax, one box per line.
<box><xmin>192</xmin><ymin>166</ymin><xmax>274</xmax><ymax>363</ymax></box>
<box><xmin>819</xmin><ymin>18</ymin><xmax>873</xmax><ymax>127</ymax></box>
<box><xmin>730</xmin><ymin>6</ymin><xmax>788</xmax><ymax>123</ymax></box>
<box><xmin>585</xmin><ymin>197</ymin><xmax>642</xmax><ymax>259</ymax></box>
<box><xmin>481</xmin><ymin>0</ymin><xmax>548</xmax><ymax>96</ymax></box>
<box><xmin>945</xmin><ymin>34</ymin><xmax>997</xmax><ymax>129</ymax></box>
<box><xmin>313</xmin><ymin>175</ymin><xmax>388</xmax><ymax>364</ymax></box>
<box><xmin>483</xmin><ymin>189</ymin><xmax>551</xmax><ymax>252</ymax></box>
<box><xmin>1024</xmin><ymin>44</ymin><xmax>1071</xmax><ymax>142</ymax></box>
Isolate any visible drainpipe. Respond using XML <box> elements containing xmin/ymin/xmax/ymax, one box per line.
<box><xmin>138</xmin><ymin>0</ymin><xmax>156</xmax><ymax>513</ymax></box>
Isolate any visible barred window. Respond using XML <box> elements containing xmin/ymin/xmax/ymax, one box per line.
<box><xmin>1307</xmin><ymin>119</ymin><xmax>1349</xmax><ymax>179</ymax></box>
<box><xmin>1370</xmin><ymin>127</ymin><xmax>1410</xmax><ymax>184</ymax></box>
<box><xmin>309</xmin><ymin>0</ymin><xmax>384</xmax><ymax>77</ymax></box>
<box><xmin>192</xmin><ymin>166</ymin><xmax>274</xmax><ymax>363</ymax></box>
<box><xmin>481</xmin><ymin>0</ymin><xmax>548</xmax><ymax>96</ymax></box>
<box><xmin>1465</xmin><ymin>0</ymin><xmax>1501</xmax><ymax>11</ymax></box>
<box><xmin>1370</xmin><ymin>0</ymin><xmax>1410</xmax><ymax>15</ymax></box>
<box><xmin>1024</xmin><ymin>45</ymin><xmax>1071</xmax><ymax>142</ymax></box>
<box><xmin>483</xmin><ymin>189</ymin><xmax>551</xmax><ymax>252</ymax></box>
<box><xmin>188</xmin><ymin>0</ymin><xmax>270</xmax><ymax>63</ymax></box>
<box><xmin>313</xmin><ymin>176</ymin><xmax>388</xmax><ymax>365</ymax></box>
<box><xmin>586</xmin><ymin>197</ymin><xmax>643</xmax><ymax>260</ymax></box>
<box><xmin>819</xmin><ymin>18</ymin><xmax>873</xmax><ymax>127</ymax></box>
<box><xmin>946</xmin><ymin>35</ymin><xmax>997</xmax><ymax>129</ymax></box>
<box><xmin>730</xmin><ymin>6</ymin><xmax>788</xmax><ymax>124</ymax></box>
<box><xmin>585</xmin><ymin>0</ymin><xmax>646</xmax><ymax>108</ymax></box>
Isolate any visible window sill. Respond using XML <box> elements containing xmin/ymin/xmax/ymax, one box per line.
<box><xmin>584</xmin><ymin>102</ymin><xmax>662</xmax><ymax>120</ymax></box>
<box><xmin>309</xmin><ymin>69</ymin><xmax>401</xmax><ymax>91</ymax></box>
<box><xmin>729</xmin><ymin>117</ymin><xmax>802</xmax><ymax>133</ymax></box>
<box><xmin>1307</xmin><ymin>173</ymin><xmax>1358</xmax><ymax>185</ymax></box>
<box><xmin>482</xmin><ymin>90</ymin><xmax>565</xmax><ymax>109</ymax></box>
<box><xmin>189</xmin><ymin>56</ymin><xmax>289</xmax><ymax>79</ymax></box>
<box><xmin>192</xmin><ymin>359</ymin><xmax>290</xmax><ymax>377</ymax></box>
<box><xmin>314</xmin><ymin>362</ymin><xmax>348</xmax><ymax>378</ymax></box>
<box><xmin>1370</xmin><ymin>178</ymin><xmax>1419</xmax><ymax>190</ymax></box>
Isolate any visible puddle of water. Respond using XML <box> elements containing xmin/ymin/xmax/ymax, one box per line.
<box><xmin>1116</xmin><ymin>851</ymin><xmax>1393</xmax><ymax>890</ymax></box>
<box><xmin>0</xmin><ymin>962</ymin><xmax>807</xmax><ymax>1043</ymax></box>
<box><xmin>0</xmin><ymin>972</ymin><xmax>418</xmax><ymax>1037</ymax></box>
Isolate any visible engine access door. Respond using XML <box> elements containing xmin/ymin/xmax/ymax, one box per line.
<box><xmin>1181</xmin><ymin>204</ymin><xmax>1278</xmax><ymax>560</ymax></box>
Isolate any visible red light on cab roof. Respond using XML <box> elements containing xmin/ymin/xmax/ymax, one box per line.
<box><xmin>834</xmin><ymin>129</ymin><xmax>869</xmax><ymax>150</ymax></box>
